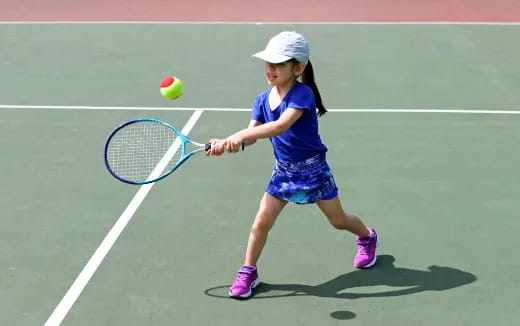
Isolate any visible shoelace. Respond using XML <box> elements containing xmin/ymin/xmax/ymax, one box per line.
<box><xmin>235</xmin><ymin>272</ymin><xmax>251</xmax><ymax>284</ymax></box>
<box><xmin>357</xmin><ymin>238</ymin><xmax>372</xmax><ymax>255</ymax></box>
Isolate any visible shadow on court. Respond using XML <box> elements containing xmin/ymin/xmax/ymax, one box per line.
<box><xmin>204</xmin><ymin>255</ymin><xmax>477</xmax><ymax>301</ymax></box>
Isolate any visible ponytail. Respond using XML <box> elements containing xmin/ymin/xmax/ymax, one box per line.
<box><xmin>301</xmin><ymin>60</ymin><xmax>327</xmax><ymax>117</ymax></box>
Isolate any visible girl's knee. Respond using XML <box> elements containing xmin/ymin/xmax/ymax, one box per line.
<box><xmin>328</xmin><ymin>216</ymin><xmax>345</xmax><ymax>230</ymax></box>
<box><xmin>327</xmin><ymin>213</ymin><xmax>358</xmax><ymax>230</ymax></box>
<box><xmin>252</xmin><ymin>204</ymin><xmax>283</xmax><ymax>234</ymax></box>
<box><xmin>251</xmin><ymin>216</ymin><xmax>275</xmax><ymax>233</ymax></box>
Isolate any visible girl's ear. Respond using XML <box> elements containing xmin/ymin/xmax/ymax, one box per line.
<box><xmin>294</xmin><ymin>62</ymin><xmax>306</xmax><ymax>76</ymax></box>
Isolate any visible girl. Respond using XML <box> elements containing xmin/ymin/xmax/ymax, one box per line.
<box><xmin>206</xmin><ymin>31</ymin><xmax>379</xmax><ymax>299</ymax></box>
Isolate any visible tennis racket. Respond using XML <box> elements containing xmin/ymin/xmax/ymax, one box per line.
<box><xmin>104</xmin><ymin>118</ymin><xmax>243</xmax><ymax>185</ymax></box>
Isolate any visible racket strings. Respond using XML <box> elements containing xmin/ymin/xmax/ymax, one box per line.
<box><xmin>107</xmin><ymin>121</ymin><xmax>182</xmax><ymax>182</ymax></box>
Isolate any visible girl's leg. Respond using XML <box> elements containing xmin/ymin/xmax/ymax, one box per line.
<box><xmin>229</xmin><ymin>193</ymin><xmax>287</xmax><ymax>298</ymax></box>
<box><xmin>316</xmin><ymin>196</ymin><xmax>369</xmax><ymax>237</ymax></box>
<box><xmin>244</xmin><ymin>192</ymin><xmax>288</xmax><ymax>266</ymax></box>
<box><xmin>316</xmin><ymin>196</ymin><xmax>379</xmax><ymax>269</ymax></box>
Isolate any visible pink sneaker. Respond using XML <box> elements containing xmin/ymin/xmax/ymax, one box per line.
<box><xmin>228</xmin><ymin>265</ymin><xmax>260</xmax><ymax>298</ymax></box>
<box><xmin>354</xmin><ymin>228</ymin><xmax>379</xmax><ymax>269</ymax></box>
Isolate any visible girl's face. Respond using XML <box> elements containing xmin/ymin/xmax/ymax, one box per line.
<box><xmin>264</xmin><ymin>60</ymin><xmax>305</xmax><ymax>87</ymax></box>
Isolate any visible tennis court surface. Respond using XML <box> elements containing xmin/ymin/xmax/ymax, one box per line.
<box><xmin>1</xmin><ymin>2</ymin><xmax>519</xmax><ymax>325</ymax></box>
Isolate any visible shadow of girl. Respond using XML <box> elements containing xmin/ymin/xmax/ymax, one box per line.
<box><xmin>204</xmin><ymin>255</ymin><xmax>477</xmax><ymax>299</ymax></box>
<box><xmin>255</xmin><ymin>255</ymin><xmax>477</xmax><ymax>299</ymax></box>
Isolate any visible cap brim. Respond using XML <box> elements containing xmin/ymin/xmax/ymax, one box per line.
<box><xmin>251</xmin><ymin>50</ymin><xmax>292</xmax><ymax>64</ymax></box>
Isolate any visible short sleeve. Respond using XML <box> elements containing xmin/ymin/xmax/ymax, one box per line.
<box><xmin>286</xmin><ymin>84</ymin><xmax>314</xmax><ymax>111</ymax></box>
<box><xmin>251</xmin><ymin>93</ymin><xmax>266</xmax><ymax>123</ymax></box>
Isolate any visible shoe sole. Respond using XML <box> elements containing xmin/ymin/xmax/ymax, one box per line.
<box><xmin>229</xmin><ymin>277</ymin><xmax>261</xmax><ymax>298</ymax></box>
<box><xmin>355</xmin><ymin>233</ymin><xmax>380</xmax><ymax>269</ymax></box>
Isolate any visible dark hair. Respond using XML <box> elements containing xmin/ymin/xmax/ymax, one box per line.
<box><xmin>301</xmin><ymin>60</ymin><xmax>327</xmax><ymax>117</ymax></box>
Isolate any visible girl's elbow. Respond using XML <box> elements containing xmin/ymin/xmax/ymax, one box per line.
<box><xmin>273</xmin><ymin>123</ymin><xmax>289</xmax><ymax>135</ymax></box>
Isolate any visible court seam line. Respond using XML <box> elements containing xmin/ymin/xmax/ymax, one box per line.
<box><xmin>0</xmin><ymin>21</ymin><xmax>519</xmax><ymax>25</ymax></box>
<box><xmin>1</xmin><ymin>105</ymin><xmax>520</xmax><ymax>115</ymax></box>
<box><xmin>43</xmin><ymin>109</ymin><xmax>204</xmax><ymax>326</ymax></box>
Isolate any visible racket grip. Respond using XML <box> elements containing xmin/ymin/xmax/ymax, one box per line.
<box><xmin>205</xmin><ymin>142</ymin><xmax>245</xmax><ymax>151</ymax></box>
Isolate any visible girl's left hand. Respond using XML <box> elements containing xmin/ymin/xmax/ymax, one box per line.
<box><xmin>206</xmin><ymin>139</ymin><xmax>226</xmax><ymax>156</ymax></box>
<box><xmin>225</xmin><ymin>132</ymin><xmax>244</xmax><ymax>153</ymax></box>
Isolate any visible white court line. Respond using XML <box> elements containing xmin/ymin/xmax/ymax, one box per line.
<box><xmin>43</xmin><ymin>109</ymin><xmax>204</xmax><ymax>326</ymax></box>
<box><xmin>0</xmin><ymin>104</ymin><xmax>250</xmax><ymax>112</ymax></box>
<box><xmin>1</xmin><ymin>104</ymin><xmax>520</xmax><ymax>114</ymax></box>
<box><xmin>0</xmin><ymin>21</ymin><xmax>519</xmax><ymax>25</ymax></box>
<box><xmin>328</xmin><ymin>108</ymin><xmax>520</xmax><ymax>114</ymax></box>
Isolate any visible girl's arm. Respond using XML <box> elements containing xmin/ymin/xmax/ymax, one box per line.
<box><xmin>225</xmin><ymin>108</ymin><xmax>304</xmax><ymax>152</ymax></box>
<box><xmin>243</xmin><ymin>119</ymin><xmax>263</xmax><ymax>146</ymax></box>
<box><xmin>206</xmin><ymin>119</ymin><xmax>264</xmax><ymax>156</ymax></box>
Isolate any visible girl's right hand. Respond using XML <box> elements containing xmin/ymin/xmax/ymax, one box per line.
<box><xmin>205</xmin><ymin>139</ymin><xmax>226</xmax><ymax>156</ymax></box>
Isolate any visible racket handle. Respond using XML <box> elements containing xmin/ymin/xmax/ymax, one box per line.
<box><xmin>205</xmin><ymin>142</ymin><xmax>245</xmax><ymax>151</ymax></box>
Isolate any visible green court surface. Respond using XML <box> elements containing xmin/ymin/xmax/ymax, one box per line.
<box><xmin>0</xmin><ymin>23</ymin><xmax>519</xmax><ymax>326</ymax></box>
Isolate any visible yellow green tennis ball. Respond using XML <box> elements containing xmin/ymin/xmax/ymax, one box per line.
<box><xmin>160</xmin><ymin>76</ymin><xmax>183</xmax><ymax>99</ymax></box>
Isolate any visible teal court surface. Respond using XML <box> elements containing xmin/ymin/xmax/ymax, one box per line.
<box><xmin>0</xmin><ymin>23</ymin><xmax>519</xmax><ymax>325</ymax></box>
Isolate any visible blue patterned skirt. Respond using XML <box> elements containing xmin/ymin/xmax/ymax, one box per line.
<box><xmin>266</xmin><ymin>153</ymin><xmax>338</xmax><ymax>204</ymax></box>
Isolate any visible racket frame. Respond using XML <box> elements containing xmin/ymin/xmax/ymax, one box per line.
<box><xmin>103</xmin><ymin>118</ymin><xmax>208</xmax><ymax>185</ymax></box>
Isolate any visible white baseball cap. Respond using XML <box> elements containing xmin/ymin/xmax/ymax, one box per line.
<box><xmin>252</xmin><ymin>31</ymin><xmax>310</xmax><ymax>64</ymax></box>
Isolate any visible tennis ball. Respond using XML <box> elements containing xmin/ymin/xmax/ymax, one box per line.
<box><xmin>160</xmin><ymin>76</ymin><xmax>183</xmax><ymax>99</ymax></box>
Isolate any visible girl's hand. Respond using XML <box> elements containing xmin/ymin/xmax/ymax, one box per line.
<box><xmin>205</xmin><ymin>139</ymin><xmax>226</xmax><ymax>156</ymax></box>
<box><xmin>225</xmin><ymin>132</ymin><xmax>245</xmax><ymax>153</ymax></box>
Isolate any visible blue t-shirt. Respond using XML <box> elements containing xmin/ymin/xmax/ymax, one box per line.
<box><xmin>251</xmin><ymin>82</ymin><xmax>328</xmax><ymax>162</ymax></box>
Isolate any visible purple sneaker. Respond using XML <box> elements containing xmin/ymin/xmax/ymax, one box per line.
<box><xmin>354</xmin><ymin>227</ymin><xmax>379</xmax><ymax>269</ymax></box>
<box><xmin>229</xmin><ymin>265</ymin><xmax>260</xmax><ymax>298</ymax></box>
